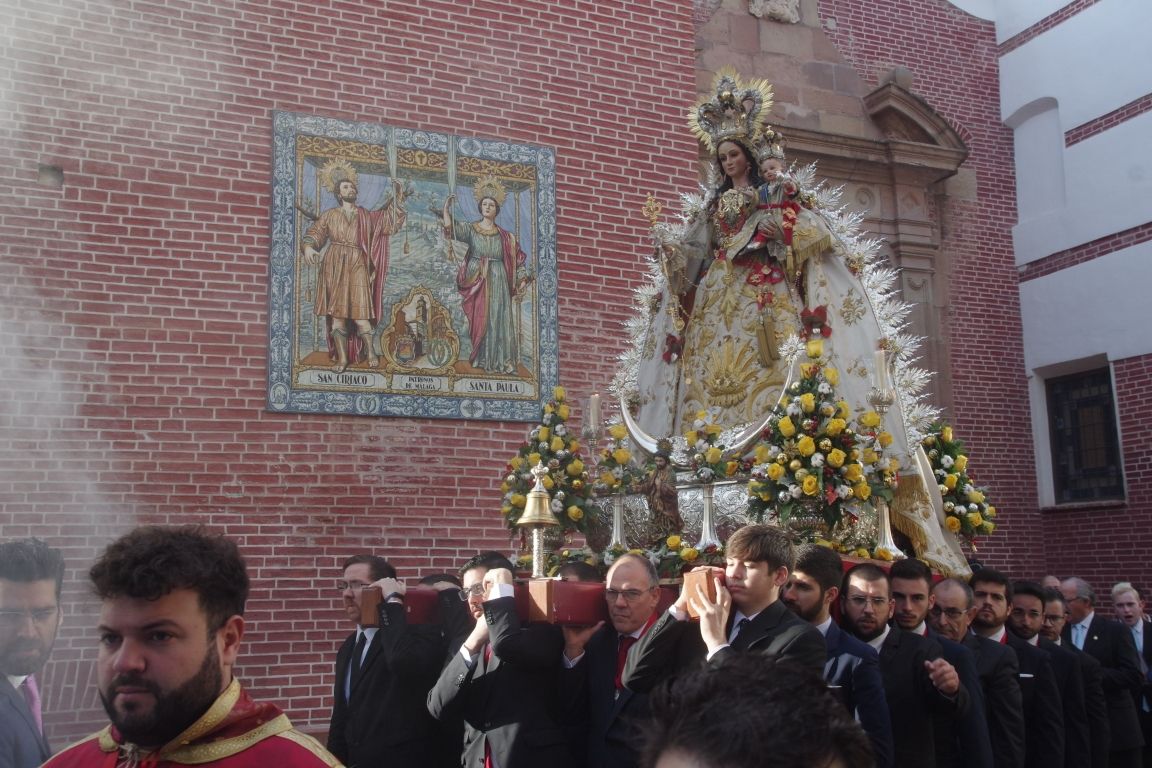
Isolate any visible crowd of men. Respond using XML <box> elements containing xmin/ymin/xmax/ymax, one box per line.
<box><xmin>2</xmin><ymin>526</ymin><xmax>1150</xmax><ymax>768</ymax></box>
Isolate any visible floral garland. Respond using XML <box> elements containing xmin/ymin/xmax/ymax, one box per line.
<box><xmin>500</xmin><ymin>386</ymin><xmax>598</xmax><ymax>535</ymax></box>
<box><xmin>595</xmin><ymin>423</ymin><xmax>643</xmax><ymax>494</ymax></box>
<box><xmin>922</xmin><ymin>425</ymin><xmax>997</xmax><ymax>544</ymax></box>
<box><xmin>604</xmin><ymin>534</ymin><xmax>726</xmax><ymax>580</ymax></box>
<box><xmin>684</xmin><ymin>411</ymin><xmax>745</xmax><ymax>483</ymax></box>
<box><xmin>745</xmin><ymin>364</ymin><xmax>897</xmax><ymax>532</ymax></box>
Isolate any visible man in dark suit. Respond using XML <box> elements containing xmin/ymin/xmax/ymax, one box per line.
<box><xmin>327</xmin><ymin>554</ymin><xmax>453</xmax><ymax>768</ymax></box>
<box><xmin>1042</xmin><ymin>588</ymin><xmax>1111</xmax><ymax>768</ymax></box>
<box><xmin>622</xmin><ymin>524</ymin><xmax>825</xmax><ymax>697</ymax></box>
<box><xmin>427</xmin><ymin>553</ymin><xmax>576</xmax><ymax>768</ymax></box>
<box><xmin>782</xmin><ymin>543</ymin><xmax>894</xmax><ymax>768</ymax></box>
<box><xmin>1063</xmin><ymin>577</ymin><xmax>1146</xmax><ymax>768</ymax></box>
<box><xmin>1111</xmin><ymin>582</ymin><xmax>1152</xmax><ymax>768</ymax></box>
<box><xmin>890</xmin><ymin>559</ymin><xmax>992</xmax><ymax>768</ymax></box>
<box><xmin>560</xmin><ymin>553</ymin><xmax>658</xmax><ymax>768</ymax></box>
<box><xmin>0</xmin><ymin>537</ymin><xmax>64</xmax><ymax>768</ymax></box>
<box><xmin>841</xmin><ymin>563</ymin><xmax>967</xmax><ymax>768</ymax></box>
<box><xmin>931</xmin><ymin>578</ymin><xmax>1025</xmax><ymax>768</ymax></box>
<box><xmin>1008</xmin><ymin>580</ymin><xmax>1091</xmax><ymax>768</ymax></box>
<box><xmin>970</xmin><ymin>569</ymin><xmax>1065</xmax><ymax>768</ymax></box>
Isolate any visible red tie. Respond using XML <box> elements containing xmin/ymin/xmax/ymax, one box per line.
<box><xmin>616</xmin><ymin>635</ymin><xmax>637</xmax><ymax>691</ymax></box>
<box><xmin>999</xmin><ymin>632</ymin><xmax>1008</xmax><ymax>644</ymax></box>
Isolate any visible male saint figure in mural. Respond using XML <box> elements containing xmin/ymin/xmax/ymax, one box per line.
<box><xmin>303</xmin><ymin>160</ymin><xmax>407</xmax><ymax>373</ymax></box>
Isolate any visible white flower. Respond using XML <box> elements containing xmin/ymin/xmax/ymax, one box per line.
<box><xmin>838</xmin><ymin>485</ymin><xmax>854</xmax><ymax>499</ymax></box>
<box><xmin>521</xmin><ymin>472</ymin><xmax>534</xmax><ymax>482</ymax></box>
<box><xmin>550</xmin><ymin>498</ymin><xmax>563</xmax><ymax>512</ymax></box>
<box><xmin>818</xmin><ymin>383</ymin><xmax>832</xmax><ymax>394</ymax></box>
<box><xmin>944</xmin><ymin>501</ymin><xmax>954</xmax><ymax>512</ymax></box>
<box><xmin>695</xmin><ymin>439</ymin><xmax>708</xmax><ymax>452</ymax></box>
<box><xmin>693</xmin><ymin>416</ymin><xmax>707</xmax><ymax>430</ymax></box>
<box><xmin>505</xmin><ymin>474</ymin><xmax>516</xmax><ymax>483</ymax></box>
<box><xmin>538</xmin><ymin>442</ymin><xmax>550</xmax><ymax>452</ymax></box>
<box><xmin>556</xmin><ymin>491</ymin><xmax>565</xmax><ymax>500</ymax></box>
<box><xmin>939</xmin><ymin>485</ymin><xmax>949</xmax><ymax>495</ymax></box>
<box><xmin>941</xmin><ymin>455</ymin><xmax>954</xmax><ymax>468</ymax></box>
<box><xmin>811</xmin><ymin>453</ymin><xmax>825</xmax><ymax>467</ymax></box>
<box><xmin>611</xmin><ymin>467</ymin><xmax>624</xmax><ymax>479</ymax></box>
<box><xmin>778</xmin><ymin>491</ymin><xmax>791</xmax><ymax>503</ymax></box>
<box><xmin>968</xmin><ymin>503</ymin><xmax>978</xmax><ymax>512</ymax></box>
<box><xmin>555</xmin><ymin>424</ymin><xmax>568</xmax><ymax>437</ymax></box>
<box><xmin>542</xmin><ymin>414</ymin><xmax>554</xmax><ymax>426</ymax></box>
<box><xmin>790</xmin><ymin>485</ymin><xmax>803</xmax><ymax>499</ymax></box>
<box><xmin>530</xmin><ymin>428</ymin><xmax>541</xmax><ymax>440</ymax></box>
<box><xmin>697</xmin><ymin>467</ymin><xmax>715</xmax><ymax>481</ymax></box>
<box><xmin>786</xmin><ymin>402</ymin><xmax>803</xmax><ymax>417</ymax></box>
<box><xmin>935</xmin><ymin>468</ymin><xmax>947</xmax><ymax>478</ymax></box>
<box><xmin>962</xmin><ymin>483</ymin><xmax>974</xmax><ymax>495</ymax></box>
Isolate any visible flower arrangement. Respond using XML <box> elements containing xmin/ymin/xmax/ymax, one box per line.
<box><xmin>745</xmin><ymin>364</ymin><xmax>897</xmax><ymax>531</ymax></box>
<box><xmin>922</xmin><ymin>425</ymin><xmax>997</xmax><ymax>544</ymax></box>
<box><xmin>500</xmin><ymin>386</ymin><xmax>598</xmax><ymax>535</ymax></box>
<box><xmin>603</xmin><ymin>534</ymin><xmax>726</xmax><ymax>580</ymax></box>
<box><xmin>516</xmin><ymin>546</ymin><xmax>599</xmax><ymax>577</ymax></box>
<box><xmin>684</xmin><ymin>411</ymin><xmax>744</xmax><ymax>484</ymax></box>
<box><xmin>595</xmin><ymin>422</ymin><xmax>643</xmax><ymax>494</ymax></box>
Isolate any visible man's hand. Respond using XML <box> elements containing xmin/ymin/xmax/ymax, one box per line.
<box><xmin>756</xmin><ymin>220</ymin><xmax>779</xmax><ymax>239</ymax></box>
<box><xmin>372</xmin><ymin>577</ymin><xmax>406</xmax><ymax>600</ymax></box>
<box><xmin>925</xmin><ymin>658</ymin><xmax>959</xmax><ymax>696</ymax></box>
<box><xmin>485</xmin><ymin>568</ymin><xmax>514</xmax><ymax>592</ymax></box>
<box><xmin>562</xmin><ymin>621</ymin><xmax>605</xmax><ymax>662</ymax></box>
<box><xmin>303</xmin><ymin>245</ymin><xmax>321</xmax><ymax>265</ymax></box>
<box><xmin>687</xmin><ymin>575</ymin><xmax>732</xmax><ymax>653</ymax></box>
<box><xmin>428</xmin><ymin>580</ymin><xmax>460</xmax><ymax>592</ymax></box>
<box><xmin>462</xmin><ymin>614</ymin><xmax>490</xmax><ymax>656</ymax></box>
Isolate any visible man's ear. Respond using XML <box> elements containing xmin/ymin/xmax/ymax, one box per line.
<box><xmin>824</xmin><ymin>585</ymin><xmax>840</xmax><ymax>609</ymax></box>
<box><xmin>217</xmin><ymin>615</ymin><xmax>245</xmax><ymax>668</ymax></box>
<box><xmin>772</xmin><ymin>566</ymin><xmax>790</xmax><ymax>587</ymax></box>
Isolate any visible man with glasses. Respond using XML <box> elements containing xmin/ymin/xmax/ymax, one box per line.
<box><xmin>1043</xmin><ymin>589</ymin><xmax>1111</xmax><ymax>768</ymax></box>
<box><xmin>560</xmin><ymin>553</ymin><xmax>659</xmax><ymax>768</ymax></box>
<box><xmin>1061</xmin><ymin>576</ymin><xmax>1146</xmax><ymax>768</ymax></box>
<box><xmin>0</xmin><ymin>537</ymin><xmax>63</xmax><ymax>768</ymax></box>
<box><xmin>840</xmin><ymin>563</ymin><xmax>965</xmax><ymax>768</ymax></box>
<box><xmin>327</xmin><ymin>554</ymin><xmax>455</xmax><ymax>768</ymax></box>
<box><xmin>930</xmin><ymin>578</ymin><xmax>1024</xmax><ymax>768</ymax></box>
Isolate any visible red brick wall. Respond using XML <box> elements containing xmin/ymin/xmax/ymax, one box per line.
<box><xmin>0</xmin><ymin>0</ymin><xmax>697</xmax><ymax>738</ymax></box>
<box><xmin>815</xmin><ymin>0</ymin><xmax>1041</xmax><ymax>574</ymax></box>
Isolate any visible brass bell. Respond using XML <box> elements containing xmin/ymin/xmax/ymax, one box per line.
<box><xmin>515</xmin><ymin>461</ymin><xmax>559</xmax><ymax>528</ymax></box>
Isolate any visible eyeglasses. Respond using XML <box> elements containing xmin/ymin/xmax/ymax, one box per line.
<box><xmin>929</xmin><ymin>606</ymin><xmax>967</xmax><ymax>620</ymax></box>
<box><xmin>1009</xmin><ymin>608</ymin><xmax>1042</xmax><ymax>620</ymax></box>
<box><xmin>337</xmin><ymin>580</ymin><xmax>370</xmax><ymax>592</ymax></box>
<box><xmin>0</xmin><ymin>607</ymin><xmax>59</xmax><ymax>627</ymax></box>
<box><xmin>458</xmin><ymin>584</ymin><xmax>486</xmax><ymax>602</ymax></box>
<box><xmin>1042</xmin><ymin>613</ymin><xmax>1068</xmax><ymax>625</ymax></box>
<box><xmin>605</xmin><ymin>588</ymin><xmax>655</xmax><ymax>603</ymax></box>
<box><xmin>845</xmin><ymin>596</ymin><xmax>890</xmax><ymax>609</ymax></box>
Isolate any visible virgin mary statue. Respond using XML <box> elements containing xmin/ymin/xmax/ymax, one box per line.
<box><xmin>614</xmin><ymin>68</ymin><xmax>970</xmax><ymax>576</ymax></box>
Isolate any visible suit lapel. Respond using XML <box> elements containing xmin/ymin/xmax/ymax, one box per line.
<box><xmin>1</xmin><ymin>677</ymin><xmax>46</xmax><ymax>754</ymax></box>
<box><xmin>733</xmin><ymin>601</ymin><xmax>784</xmax><ymax>651</ymax></box>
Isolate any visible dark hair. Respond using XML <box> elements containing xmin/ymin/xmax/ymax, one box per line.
<box><xmin>556</xmin><ymin>561</ymin><xmax>603</xmax><ymax>583</ymax></box>
<box><xmin>1042</xmin><ymin>588</ymin><xmax>1067</xmax><ymax>609</ymax></box>
<box><xmin>932</xmin><ymin>578</ymin><xmax>974</xmax><ymax>609</ymax></box>
<box><xmin>0</xmin><ymin>538</ymin><xmax>65</xmax><ymax>599</ymax></box>
<box><xmin>889</xmin><ymin>558</ymin><xmax>933</xmax><ymax>589</ymax></box>
<box><xmin>970</xmin><ymin>568</ymin><xmax>1013</xmax><ymax>602</ymax></box>
<box><xmin>419</xmin><ymin>572</ymin><xmax>462</xmax><ymax>588</ymax></box>
<box><xmin>478</xmin><ymin>196</ymin><xmax>502</xmax><ymax>216</ymax></box>
<box><xmin>794</xmin><ymin>544</ymin><xmax>844</xmax><ymax>592</ymax></box>
<box><xmin>642</xmin><ymin>654</ymin><xmax>874</xmax><ymax>768</ymax></box>
<box><xmin>842</xmin><ymin>563</ymin><xmax>890</xmax><ymax>597</ymax></box>
<box><xmin>1012</xmin><ymin>580</ymin><xmax>1047</xmax><ymax>604</ymax></box>
<box><xmin>459</xmin><ymin>551</ymin><xmax>515</xmax><ymax>579</ymax></box>
<box><xmin>713</xmin><ymin>140</ymin><xmax>764</xmax><ymax>196</ymax></box>
<box><xmin>342</xmin><ymin>554</ymin><xmax>397</xmax><ymax>581</ymax></box>
<box><xmin>89</xmin><ymin>526</ymin><xmax>248</xmax><ymax>632</ymax></box>
<box><xmin>726</xmin><ymin>524</ymin><xmax>794</xmax><ymax>571</ymax></box>
<box><xmin>609</xmin><ymin>553</ymin><xmax>659</xmax><ymax>587</ymax></box>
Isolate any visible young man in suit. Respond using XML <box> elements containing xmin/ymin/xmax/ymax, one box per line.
<box><xmin>0</xmin><ymin>538</ymin><xmax>64</xmax><ymax>768</ymax></box>
<box><xmin>841</xmin><ymin>563</ymin><xmax>966</xmax><ymax>768</ymax></box>
<box><xmin>327</xmin><ymin>554</ymin><xmax>457</xmax><ymax>768</ymax></box>
<box><xmin>427</xmin><ymin>552</ymin><xmax>576</xmax><ymax>768</ymax></box>
<box><xmin>782</xmin><ymin>543</ymin><xmax>894</xmax><ymax>768</ymax></box>
<box><xmin>1043</xmin><ymin>589</ymin><xmax>1111</xmax><ymax>768</ymax></box>
<box><xmin>1112</xmin><ymin>583</ymin><xmax>1152</xmax><ymax>768</ymax></box>
<box><xmin>622</xmin><ymin>524</ymin><xmax>825</xmax><ymax>696</ymax></box>
<box><xmin>1063</xmin><ymin>577</ymin><xmax>1146</xmax><ymax>768</ymax></box>
<box><xmin>560</xmin><ymin>553</ymin><xmax>659</xmax><ymax>768</ymax></box>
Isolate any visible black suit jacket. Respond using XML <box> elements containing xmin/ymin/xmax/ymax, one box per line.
<box><xmin>427</xmin><ymin>596</ymin><xmax>576</xmax><ymax>768</ymax></box>
<box><xmin>926</xmin><ymin>630</ymin><xmax>992</xmax><ymax>768</ymax></box>
<box><xmin>961</xmin><ymin>634</ymin><xmax>1025</xmax><ymax>768</ymax></box>
<box><xmin>327</xmin><ymin>598</ymin><xmax>449</xmax><ymax>767</ymax></box>
<box><xmin>1138</xmin><ymin>620</ymin><xmax>1152</xmax><ymax>749</ymax></box>
<box><xmin>1038</xmin><ymin>637</ymin><xmax>1091</xmax><ymax>767</ymax></box>
<box><xmin>622</xmin><ymin>599</ymin><xmax>826</xmax><ymax>694</ymax></box>
<box><xmin>824</xmin><ymin>620</ymin><xmax>894</xmax><ymax>768</ymax></box>
<box><xmin>0</xmin><ymin>677</ymin><xmax>49</xmax><ymax>768</ymax></box>
<box><xmin>1004</xmin><ymin>632</ymin><xmax>1064</xmax><ymax>768</ymax></box>
<box><xmin>562</xmin><ymin>623</ymin><xmax>651</xmax><ymax>768</ymax></box>
<box><xmin>1070</xmin><ymin>643</ymin><xmax>1111</xmax><ymax>768</ymax></box>
<box><xmin>876</xmin><ymin>626</ymin><xmax>967</xmax><ymax>768</ymax></box>
<box><xmin>1065</xmin><ymin>615</ymin><xmax>1145</xmax><ymax>751</ymax></box>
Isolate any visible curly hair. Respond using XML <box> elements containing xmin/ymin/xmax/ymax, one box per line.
<box><xmin>0</xmin><ymin>538</ymin><xmax>65</xmax><ymax>598</ymax></box>
<box><xmin>89</xmin><ymin>526</ymin><xmax>248</xmax><ymax>632</ymax></box>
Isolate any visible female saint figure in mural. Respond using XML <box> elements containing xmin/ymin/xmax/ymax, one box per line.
<box><xmin>442</xmin><ymin>176</ymin><xmax>530</xmax><ymax>375</ymax></box>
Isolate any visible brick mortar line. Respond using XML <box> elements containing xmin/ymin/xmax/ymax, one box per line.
<box><xmin>1018</xmin><ymin>221</ymin><xmax>1152</xmax><ymax>282</ymax></box>
<box><xmin>1065</xmin><ymin>93</ymin><xmax>1152</xmax><ymax>146</ymax></box>
<box><xmin>997</xmin><ymin>0</ymin><xmax>1102</xmax><ymax>56</ymax></box>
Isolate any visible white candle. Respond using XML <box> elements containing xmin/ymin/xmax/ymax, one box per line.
<box><xmin>873</xmin><ymin>350</ymin><xmax>889</xmax><ymax>394</ymax></box>
<box><xmin>589</xmin><ymin>393</ymin><xmax>601</xmax><ymax>429</ymax></box>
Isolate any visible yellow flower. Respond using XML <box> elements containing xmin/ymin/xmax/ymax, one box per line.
<box><xmin>612</xmin><ymin>447</ymin><xmax>632</xmax><ymax>465</ymax></box>
<box><xmin>528</xmin><ymin>452</ymin><xmax>542</xmax><ymax>467</ymax></box>
<box><xmin>945</xmin><ymin>516</ymin><xmax>961</xmax><ymax>533</ymax></box>
<box><xmin>859</xmin><ymin>411</ymin><xmax>881</xmax><ymax>428</ymax></box>
<box><xmin>981</xmin><ymin>521</ymin><xmax>996</xmax><ymax>534</ymax></box>
<box><xmin>754</xmin><ymin>444</ymin><xmax>772</xmax><ymax>464</ymax></box>
<box><xmin>967</xmin><ymin>490</ymin><xmax>985</xmax><ymax>505</ymax></box>
<box><xmin>966</xmin><ymin>511</ymin><xmax>983</xmax><ymax>527</ymax></box>
<box><xmin>877</xmin><ymin>431</ymin><xmax>893</xmax><ymax>448</ymax></box>
<box><xmin>566</xmin><ymin>459</ymin><xmax>585</xmax><ymax>477</ymax></box>
<box><xmin>696</xmin><ymin>410</ymin><xmax>708</xmax><ymax>421</ymax></box>
<box><xmin>683</xmin><ymin>429</ymin><xmax>699</xmax><ymax>445</ymax></box>
<box><xmin>705</xmin><ymin>446</ymin><xmax>723</xmax><ymax>464</ymax></box>
<box><xmin>567</xmin><ymin>505</ymin><xmax>583</xmax><ymax>521</ymax></box>
<box><xmin>823</xmin><ymin>367</ymin><xmax>840</xmax><ymax>386</ymax></box>
<box><xmin>502</xmin><ymin>504</ymin><xmax>513</xmax><ymax>517</ymax></box>
<box><xmin>824</xmin><ymin>418</ymin><xmax>846</xmax><ymax>437</ymax></box>
<box><xmin>797</xmin><ymin>436</ymin><xmax>816</xmax><ymax>457</ymax></box>
<box><xmin>844</xmin><ymin>464</ymin><xmax>863</xmax><ymax>483</ymax></box>
<box><xmin>862</xmin><ymin>448</ymin><xmax>879</xmax><ymax>465</ymax></box>
<box><xmin>853</xmin><ymin>482</ymin><xmax>871</xmax><ymax>500</ymax></box>
<box><xmin>836</xmin><ymin>400</ymin><xmax>851</xmax><ymax>419</ymax></box>
<box><xmin>542</xmin><ymin>474</ymin><xmax>555</xmax><ymax>490</ymax></box>
<box><xmin>806</xmin><ymin>339</ymin><xmax>824</xmax><ymax>358</ymax></box>
<box><xmin>941</xmin><ymin>426</ymin><xmax>953</xmax><ymax>443</ymax></box>
<box><xmin>510</xmin><ymin>456</ymin><xmax>525</xmax><ymax>470</ymax></box>
<box><xmin>800</xmin><ymin>393</ymin><xmax>816</xmax><ymax>413</ymax></box>
<box><xmin>608</xmin><ymin>423</ymin><xmax>628</xmax><ymax>440</ymax></box>
<box><xmin>767</xmin><ymin>463</ymin><xmax>785</xmax><ymax>481</ymax></box>
<box><xmin>569</xmin><ymin>439</ymin><xmax>580</xmax><ymax>451</ymax></box>
<box><xmin>557</xmin><ymin>404</ymin><xmax>571</xmax><ymax>420</ymax></box>
<box><xmin>680</xmin><ymin>547</ymin><xmax>699</xmax><ymax>562</ymax></box>
<box><xmin>888</xmin><ymin>458</ymin><xmax>901</xmax><ymax>472</ymax></box>
<box><xmin>538</xmin><ymin>426</ymin><xmax>551</xmax><ymax>442</ymax></box>
<box><xmin>628</xmin><ymin>548</ymin><xmax>645</xmax><ymax>556</ymax></box>
<box><xmin>725</xmin><ymin>460</ymin><xmax>740</xmax><ymax>477</ymax></box>
<box><xmin>543</xmin><ymin>403</ymin><xmax>554</xmax><ymax>415</ymax></box>
<box><xmin>815</xmin><ymin>539</ymin><xmax>834</xmax><ymax>548</ymax></box>
<box><xmin>802</xmin><ymin>475</ymin><xmax>820</xmax><ymax>496</ymax></box>
<box><xmin>853</xmin><ymin>547</ymin><xmax>871</xmax><ymax>558</ymax></box>
<box><xmin>553</xmin><ymin>386</ymin><xmax>565</xmax><ymax>401</ymax></box>
<box><xmin>666</xmin><ymin>535</ymin><xmax>682</xmax><ymax>549</ymax></box>
<box><xmin>943</xmin><ymin>474</ymin><xmax>958</xmax><ymax>490</ymax></box>
<box><xmin>985</xmin><ymin>505</ymin><xmax>997</xmax><ymax>518</ymax></box>
<box><xmin>827</xmin><ymin>448</ymin><xmax>846</xmax><ymax>468</ymax></box>
<box><xmin>551</xmin><ymin>436</ymin><xmax>565</xmax><ymax>452</ymax></box>
<box><xmin>778</xmin><ymin>416</ymin><xmax>796</xmax><ymax>438</ymax></box>
<box><xmin>599</xmin><ymin>472</ymin><xmax>617</xmax><ymax>487</ymax></box>
<box><xmin>705</xmin><ymin>423</ymin><xmax>724</xmax><ymax>436</ymax></box>
<box><xmin>510</xmin><ymin>493</ymin><xmax>526</xmax><ymax>508</ymax></box>
<box><xmin>873</xmin><ymin>547</ymin><xmax>893</xmax><ymax>562</ymax></box>
<box><xmin>801</xmin><ymin>364</ymin><xmax>819</xmax><ymax>379</ymax></box>
<box><xmin>954</xmin><ymin>455</ymin><xmax>968</xmax><ymax>473</ymax></box>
